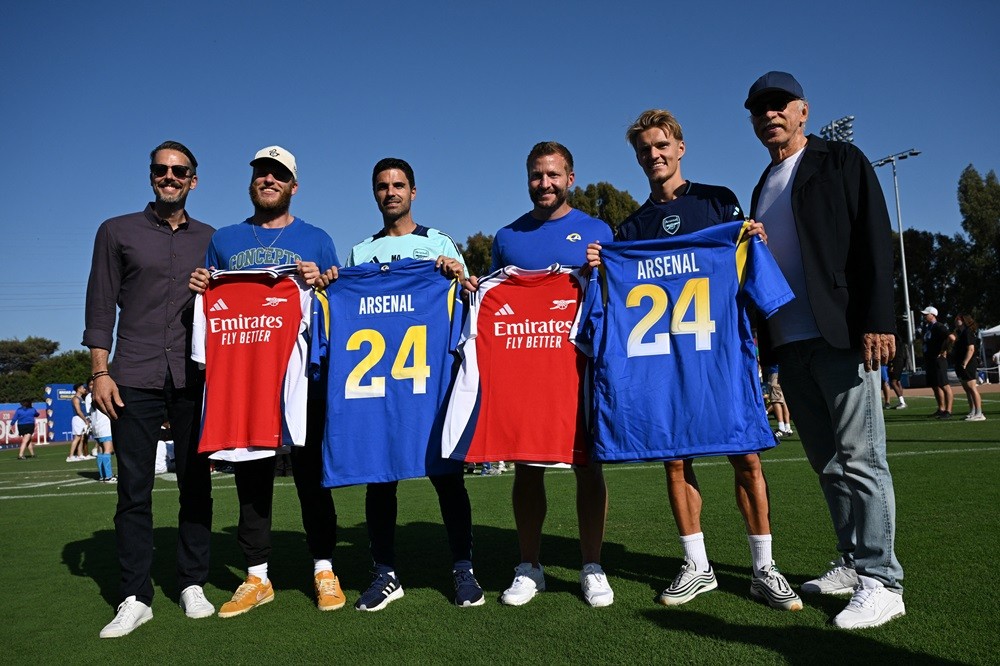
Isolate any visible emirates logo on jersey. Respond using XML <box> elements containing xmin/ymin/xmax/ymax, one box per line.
<box><xmin>661</xmin><ymin>215</ymin><xmax>681</xmax><ymax>235</ymax></box>
<box><xmin>493</xmin><ymin>316</ymin><xmax>573</xmax><ymax>350</ymax></box>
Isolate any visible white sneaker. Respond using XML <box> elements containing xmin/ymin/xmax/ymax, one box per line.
<box><xmin>832</xmin><ymin>576</ymin><xmax>905</xmax><ymax>629</ymax></box>
<box><xmin>750</xmin><ymin>562</ymin><xmax>803</xmax><ymax>611</ymax></box>
<box><xmin>801</xmin><ymin>558</ymin><xmax>859</xmax><ymax>595</ymax></box>
<box><xmin>500</xmin><ymin>563</ymin><xmax>545</xmax><ymax>606</ymax></box>
<box><xmin>100</xmin><ymin>596</ymin><xmax>152</xmax><ymax>638</ymax></box>
<box><xmin>66</xmin><ymin>456</ymin><xmax>77</xmax><ymax>462</ymax></box>
<box><xmin>967</xmin><ymin>413</ymin><xmax>986</xmax><ymax>422</ymax></box>
<box><xmin>180</xmin><ymin>585</ymin><xmax>215</xmax><ymax>619</ymax></box>
<box><xmin>580</xmin><ymin>563</ymin><xmax>614</xmax><ymax>608</ymax></box>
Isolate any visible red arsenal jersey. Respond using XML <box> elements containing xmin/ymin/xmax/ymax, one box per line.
<box><xmin>193</xmin><ymin>269</ymin><xmax>309</xmax><ymax>453</ymax></box>
<box><xmin>443</xmin><ymin>266</ymin><xmax>589</xmax><ymax>465</ymax></box>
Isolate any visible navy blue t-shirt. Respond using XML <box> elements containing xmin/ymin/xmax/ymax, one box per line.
<box><xmin>616</xmin><ymin>182</ymin><xmax>743</xmax><ymax>241</ymax></box>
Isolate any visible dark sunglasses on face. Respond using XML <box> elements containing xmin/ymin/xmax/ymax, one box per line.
<box><xmin>253</xmin><ymin>165</ymin><xmax>292</xmax><ymax>183</ymax></box>
<box><xmin>150</xmin><ymin>163</ymin><xmax>194</xmax><ymax>179</ymax></box>
<box><xmin>749</xmin><ymin>96</ymin><xmax>796</xmax><ymax>117</ymax></box>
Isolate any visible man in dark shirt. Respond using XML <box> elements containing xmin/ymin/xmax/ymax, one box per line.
<box><xmin>84</xmin><ymin>140</ymin><xmax>215</xmax><ymax>638</ymax></box>
<box><xmin>921</xmin><ymin>306</ymin><xmax>953</xmax><ymax>418</ymax></box>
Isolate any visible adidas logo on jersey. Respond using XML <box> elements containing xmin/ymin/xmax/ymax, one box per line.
<box><xmin>550</xmin><ymin>300</ymin><xmax>575</xmax><ymax>311</ymax></box>
<box><xmin>210</xmin><ymin>299</ymin><xmax>229</xmax><ymax>312</ymax></box>
<box><xmin>495</xmin><ymin>303</ymin><xmax>515</xmax><ymax>316</ymax></box>
<box><xmin>262</xmin><ymin>297</ymin><xmax>288</xmax><ymax>307</ymax></box>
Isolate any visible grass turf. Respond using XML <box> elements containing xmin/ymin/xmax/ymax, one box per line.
<box><xmin>0</xmin><ymin>393</ymin><xmax>997</xmax><ymax>664</ymax></box>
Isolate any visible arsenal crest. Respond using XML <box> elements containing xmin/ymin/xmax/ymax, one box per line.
<box><xmin>661</xmin><ymin>215</ymin><xmax>681</xmax><ymax>235</ymax></box>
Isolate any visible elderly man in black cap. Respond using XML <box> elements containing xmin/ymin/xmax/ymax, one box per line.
<box><xmin>744</xmin><ymin>71</ymin><xmax>906</xmax><ymax>629</ymax></box>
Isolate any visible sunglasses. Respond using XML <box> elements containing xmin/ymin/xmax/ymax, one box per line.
<box><xmin>253</xmin><ymin>165</ymin><xmax>293</xmax><ymax>183</ymax></box>
<box><xmin>749</xmin><ymin>96</ymin><xmax>797</xmax><ymax>117</ymax></box>
<box><xmin>150</xmin><ymin>163</ymin><xmax>194</xmax><ymax>179</ymax></box>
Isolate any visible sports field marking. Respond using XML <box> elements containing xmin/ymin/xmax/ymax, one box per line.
<box><xmin>1</xmin><ymin>445</ymin><xmax>996</xmax><ymax>502</ymax></box>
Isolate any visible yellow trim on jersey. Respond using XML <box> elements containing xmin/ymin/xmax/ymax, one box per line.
<box><xmin>447</xmin><ymin>280</ymin><xmax>458</xmax><ymax>321</ymax></box>
<box><xmin>734</xmin><ymin>220</ymin><xmax>751</xmax><ymax>289</ymax></box>
<box><xmin>315</xmin><ymin>289</ymin><xmax>331</xmax><ymax>337</ymax></box>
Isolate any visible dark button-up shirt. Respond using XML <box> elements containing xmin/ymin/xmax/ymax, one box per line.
<box><xmin>83</xmin><ymin>203</ymin><xmax>215</xmax><ymax>389</ymax></box>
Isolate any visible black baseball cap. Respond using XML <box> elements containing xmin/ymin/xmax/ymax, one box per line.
<box><xmin>744</xmin><ymin>71</ymin><xmax>805</xmax><ymax>109</ymax></box>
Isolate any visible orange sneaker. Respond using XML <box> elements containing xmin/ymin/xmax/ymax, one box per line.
<box><xmin>218</xmin><ymin>575</ymin><xmax>274</xmax><ymax>618</ymax></box>
<box><xmin>315</xmin><ymin>570</ymin><xmax>346</xmax><ymax>611</ymax></box>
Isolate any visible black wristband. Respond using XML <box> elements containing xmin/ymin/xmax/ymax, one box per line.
<box><xmin>90</xmin><ymin>370</ymin><xmax>110</xmax><ymax>382</ymax></box>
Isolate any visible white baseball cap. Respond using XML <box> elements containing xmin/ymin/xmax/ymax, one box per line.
<box><xmin>921</xmin><ymin>306</ymin><xmax>938</xmax><ymax>316</ymax></box>
<box><xmin>251</xmin><ymin>145</ymin><xmax>297</xmax><ymax>180</ymax></box>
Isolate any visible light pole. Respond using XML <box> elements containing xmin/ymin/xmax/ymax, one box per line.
<box><xmin>820</xmin><ymin>115</ymin><xmax>855</xmax><ymax>143</ymax></box>
<box><xmin>872</xmin><ymin>149</ymin><xmax>921</xmax><ymax>373</ymax></box>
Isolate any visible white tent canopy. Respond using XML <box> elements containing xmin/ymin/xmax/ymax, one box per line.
<box><xmin>981</xmin><ymin>324</ymin><xmax>1000</xmax><ymax>338</ymax></box>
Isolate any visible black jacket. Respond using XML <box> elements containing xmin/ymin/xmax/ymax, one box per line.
<box><xmin>750</xmin><ymin>135</ymin><xmax>896</xmax><ymax>361</ymax></box>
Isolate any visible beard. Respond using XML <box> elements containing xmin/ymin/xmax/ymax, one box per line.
<box><xmin>154</xmin><ymin>181</ymin><xmax>185</xmax><ymax>205</ymax></box>
<box><xmin>249</xmin><ymin>182</ymin><xmax>293</xmax><ymax>213</ymax></box>
<box><xmin>529</xmin><ymin>184</ymin><xmax>568</xmax><ymax>211</ymax></box>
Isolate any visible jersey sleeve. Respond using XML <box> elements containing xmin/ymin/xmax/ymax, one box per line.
<box><xmin>192</xmin><ymin>292</ymin><xmax>207</xmax><ymax>365</ymax></box>
<box><xmin>739</xmin><ymin>228</ymin><xmax>795</xmax><ymax>319</ymax></box>
<box><xmin>570</xmin><ymin>269</ymin><xmax>603</xmax><ymax>358</ymax></box>
<box><xmin>309</xmin><ymin>290</ymin><xmax>331</xmax><ymax>381</ymax></box>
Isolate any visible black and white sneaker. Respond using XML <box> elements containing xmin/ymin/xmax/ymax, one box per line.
<box><xmin>656</xmin><ymin>558</ymin><xmax>717</xmax><ymax>606</ymax></box>
<box><xmin>751</xmin><ymin>562</ymin><xmax>803</xmax><ymax>611</ymax></box>
<box><xmin>355</xmin><ymin>570</ymin><xmax>404</xmax><ymax>611</ymax></box>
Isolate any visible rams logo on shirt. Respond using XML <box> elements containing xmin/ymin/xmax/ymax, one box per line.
<box><xmin>661</xmin><ymin>215</ymin><xmax>681</xmax><ymax>235</ymax></box>
<box><xmin>566</xmin><ymin>233</ymin><xmax>582</xmax><ymax>242</ymax></box>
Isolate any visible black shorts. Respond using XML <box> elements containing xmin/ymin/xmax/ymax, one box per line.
<box><xmin>955</xmin><ymin>360</ymin><xmax>979</xmax><ymax>382</ymax></box>
<box><xmin>889</xmin><ymin>355</ymin><xmax>906</xmax><ymax>381</ymax></box>
<box><xmin>17</xmin><ymin>423</ymin><xmax>35</xmax><ymax>437</ymax></box>
<box><xmin>925</xmin><ymin>356</ymin><xmax>949</xmax><ymax>388</ymax></box>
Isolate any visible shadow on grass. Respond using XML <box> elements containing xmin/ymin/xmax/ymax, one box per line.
<box><xmin>61</xmin><ymin>515</ymin><xmax>700</xmax><ymax>608</ymax></box>
<box><xmin>641</xmin><ymin>608</ymin><xmax>965</xmax><ymax>665</ymax></box>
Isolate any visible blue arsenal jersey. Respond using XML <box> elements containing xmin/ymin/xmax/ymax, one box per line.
<box><xmin>575</xmin><ymin>221</ymin><xmax>793</xmax><ymax>462</ymax></box>
<box><xmin>311</xmin><ymin>259</ymin><xmax>464</xmax><ymax>486</ymax></box>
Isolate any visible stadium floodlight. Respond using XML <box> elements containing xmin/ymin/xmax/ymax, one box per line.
<box><xmin>820</xmin><ymin>115</ymin><xmax>855</xmax><ymax>143</ymax></box>
<box><xmin>872</xmin><ymin>149</ymin><xmax>922</xmax><ymax>373</ymax></box>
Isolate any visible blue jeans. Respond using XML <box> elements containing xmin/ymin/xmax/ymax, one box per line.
<box><xmin>777</xmin><ymin>338</ymin><xmax>904</xmax><ymax>592</ymax></box>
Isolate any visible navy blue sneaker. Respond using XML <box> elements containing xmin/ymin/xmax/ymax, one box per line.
<box><xmin>355</xmin><ymin>570</ymin><xmax>404</xmax><ymax>612</ymax></box>
<box><xmin>453</xmin><ymin>567</ymin><xmax>485</xmax><ymax>607</ymax></box>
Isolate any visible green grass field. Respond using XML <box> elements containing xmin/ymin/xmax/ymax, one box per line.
<box><xmin>1</xmin><ymin>393</ymin><xmax>997</xmax><ymax>665</ymax></box>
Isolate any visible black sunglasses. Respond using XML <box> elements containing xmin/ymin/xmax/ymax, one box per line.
<box><xmin>749</xmin><ymin>96</ymin><xmax>797</xmax><ymax>117</ymax></box>
<box><xmin>252</xmin><ymin>164</ymin><xmax>293</xmax><ymax>183</ymax></box>
<box><xmin>150</xmin><ymin>163</ymin><xmax>194</xmax><ymax>179</ymax></box>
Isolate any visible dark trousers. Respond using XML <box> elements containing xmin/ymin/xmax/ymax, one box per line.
<box><xmin>234</xmin><ymin>402</ymin><xmax>337</xmax><ymax>567</ymax></box>
<box><xmin>365</xmin><ymin>472</ymin><xmax>473</xmax><ymax>570</ymax></box>
<box><xmin>111</xmin><ymin>381</ymin><xmax>212</xmax><ymax>605</ymax></box>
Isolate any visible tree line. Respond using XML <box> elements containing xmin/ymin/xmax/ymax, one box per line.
<box><xmin>2</xmin><ymin>167</ymin><xmax>996</xmax><ymax>402</ymax></box>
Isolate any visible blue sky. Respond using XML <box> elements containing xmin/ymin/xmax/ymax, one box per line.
<box><xmin>2</xmin><ymin>1</ymin><xmax>998</xmax><ymax>354</ymax></box>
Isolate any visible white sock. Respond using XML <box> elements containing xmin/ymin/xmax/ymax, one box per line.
<box><xmin>314</xmin><ymin>559</ymin><xmax>333</xmax><ymax>576</ymax></box>
<box><xmin>748</xmin><ymin>534</ymin><xmax>773</xmax><ymax>576</ymax></box>
<box><xmin>248</xmin><ymin>563</ymin><xmax>268</xmax><ymax>584</ymax></box>
<box><xmin>679</xmin><ymin>532</ymin><xmax>710</xmax><ymax>571</ymax></box>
